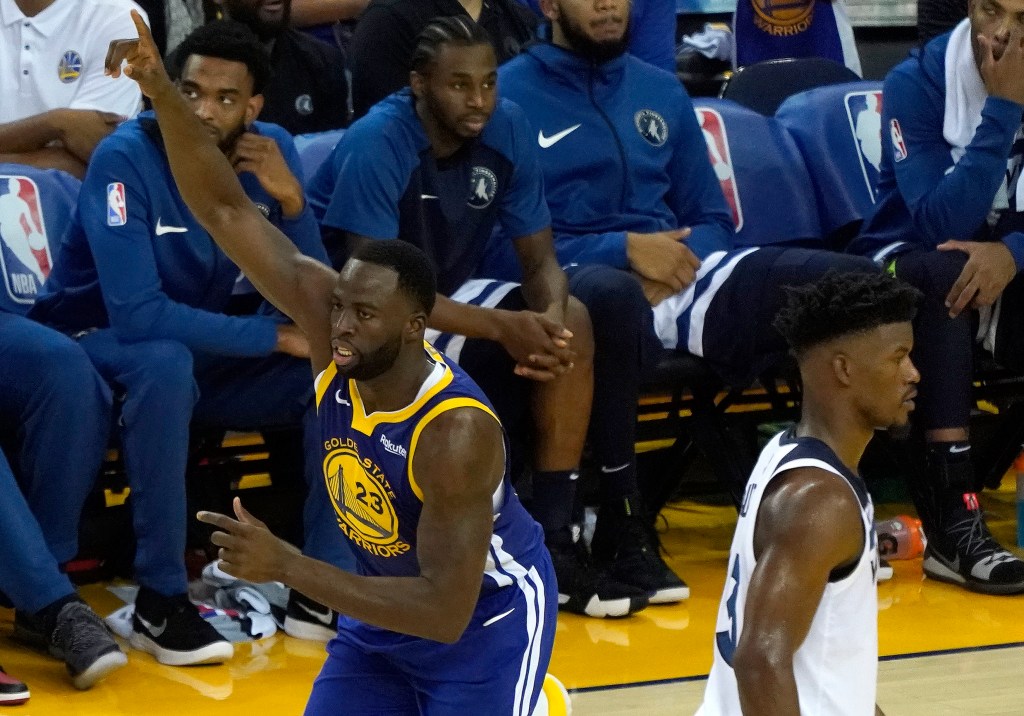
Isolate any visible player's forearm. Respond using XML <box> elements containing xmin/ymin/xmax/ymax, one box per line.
<box><xmin>520</xmin><ymin>256</ymin><xmax>568</xmax><ymax>321</ymax></box>
<box><xmin>0</xmin><ymin>147</ymin><xmax>86</xmax><ymax>178</ymax></box>
<box><xmin>147</xmin><ymin>81</ymin><xmax>254</xmax><ymax>234</ymax></box>
<box><xmin>428</xmin><ymin>294</ymin><xmax>504</xmax><ymax>341</ymax></box>
<box><xmin>280</xmin><ymin>555</ymin><xmax>474</xmax><ymax>643</ymax></box>
<box><xmin>0</xmin><ymin>112</ymin><xmax>62</xmax><ymax>153</ymax></box>
<box><xmin>148</xmin><ymin>78</ymin><xmax>321</xmax><ymax>320</ymax></box>
<box><xmin>734</xmin><ymin>649</ymin><xmax>800</xmax><ymax>715</ymax></box>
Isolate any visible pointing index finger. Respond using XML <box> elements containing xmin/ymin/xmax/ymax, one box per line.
<box><xmin>197</xmin><ymin>510</ymin><xmax>242</xmax><ymax>532</ymax></box>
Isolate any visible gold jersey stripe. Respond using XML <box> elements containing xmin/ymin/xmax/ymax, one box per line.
<box><xmin>407</xmin><ymin>398</ymin><xmax>500</xmax><ymax>502</ymax></box>
<box><xmin>314</xmin><ymin>361</ymin><xmax>339</xmax><ymax>412</ymax></box>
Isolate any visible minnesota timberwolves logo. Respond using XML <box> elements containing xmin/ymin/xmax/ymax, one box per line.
<box><xmin>323</xmin><ymin>444</ymin><xmax>410</xmax><ymax>558</ymax></box>
<box><xmin>634</xmin><ymin>110</ymin><xmax>668</xmax><ymax>147</ymax></box>
<box><xmin>294</xmin><ymin>94</ymin><xmax>313</xmax><ymax>116</ymax></box>
<box><xmin>57</xmin><ymin>51</ymin><xmax>83</xmax><ymax>84</ymax></box>
<box><xmin>844</xmin><ymin>90</ymin><xmax>883</xmax><ymax>203</ymax></box>
<box><xmin>751</xmin><ymin>0</ymin><xmax>814</xmax><ymax>34</ymax></box>
<box><xmin>468</xmin><ymin>166</ymin><xmax>497</xmax><ymax>209</ymax></box>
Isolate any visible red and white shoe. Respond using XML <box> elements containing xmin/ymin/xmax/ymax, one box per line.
<box><xmin>0</xmin><ymin>665</ymin><xmax>29</xmax><ymax>706</ymax></box>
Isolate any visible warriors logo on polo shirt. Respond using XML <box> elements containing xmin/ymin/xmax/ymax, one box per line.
<box><xmin>635</xmin><ymin>109</ymin><xmax>668</xmax><ymax>147</ymax></box>
<box><xmin>57</xmin><ymin>51</ymin><xmax>83</xmax><ymax>84</ymax></box>
<box><xmin>0</xmin><ymin>175</ymin><xmax>52</xmax><ymax>304</ymax></box>
<box><xmin>468</xmin><ymin>166</ymin><xmax>497</xmax><ymax>209</ymax></box>
<box><xmin>323</xmin><ymin>441</ymin><xmax>411</xmax><ymax>558</ymax></box>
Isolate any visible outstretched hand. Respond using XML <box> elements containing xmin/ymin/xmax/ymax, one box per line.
<box><xmin>105</xmin><ymin>10</ymin><xmax>173</xmax><ymax>99</ymax></box>
<box><xmin>197</xmin><ymin>497</ymin><xmax>301</xmax><ymax>583</ymax></box>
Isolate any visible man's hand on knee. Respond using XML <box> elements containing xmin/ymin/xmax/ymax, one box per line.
<box><xmin>938</xmin><ymin>240</ymin><xmax>1017</xmax><ymax>317</ymax></box>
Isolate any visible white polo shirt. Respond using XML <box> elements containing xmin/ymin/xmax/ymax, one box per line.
<box><xmin>0</xmin><ymin>0</ymin><xmax>148</xmax><ymax>123</ymax></box>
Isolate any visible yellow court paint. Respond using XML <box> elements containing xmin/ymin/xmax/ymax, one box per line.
<box><xmin>2</xmin><ymin>478</ymin><xmax>1022</xmax><ymax>714</ymax></box>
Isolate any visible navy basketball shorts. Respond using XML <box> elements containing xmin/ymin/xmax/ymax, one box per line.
<box><xmin>425</xmin><ymin>279</ymin><xmax>532</xmax><ymax>447</ymax></box>
<box><xmin>303</xmin><ymin>553</ymin><xmax>557</xmax><ymax>716</ymax></box>
<box><xmin>653</xmin><ymin>247</ymin><xmax>877</xmax><ymax>386</ymax></box>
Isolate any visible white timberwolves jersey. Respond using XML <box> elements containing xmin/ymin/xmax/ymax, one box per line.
<box><xmin>698</xmin><ymin>429</ymin><xmax>879</xmax><ymax>716</ymax></box>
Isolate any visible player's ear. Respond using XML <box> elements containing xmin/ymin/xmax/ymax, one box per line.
<box><xmin>410</xmin><ymin>71</ymin><xmax>426</xmax><ymax>100</ymax></box>
<box><xmin>244</xmin><ymin>93</ymin><xmax>264</xmax><ymax>126</ymax></box>
<box><xmin>832</xmin><ymin>352</ymin><xmax>854</xmax><ymax>387</ymax></box>
<box><xmin>538</xmin><ymin>0</ymin><xmax>558</xmax><ymax>22</ymax></box>
<box><xmin>407</xmin><ymin>311</ymin><xmax>427</xmax><ymax>340</ymax></box>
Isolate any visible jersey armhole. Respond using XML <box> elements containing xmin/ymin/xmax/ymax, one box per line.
<box><xmin>406</xmin><ymin>398</ymin><xmax>502</xmax><ymax>502</ymax></box>
<box><xmin>314</xmin><ymin>361</ymin><xmax>338</xmax><ymax>412</ymax></box>
<box><xmin>757</xmin><ymin>460</ymin><xmax>867</xmax><ymax>582</ymax></box>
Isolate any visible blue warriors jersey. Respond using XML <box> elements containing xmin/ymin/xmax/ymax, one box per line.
<box><xmin>314</xmin><ymin>342</ymin><xmax>547</xmax><ymax>597</ymax></box>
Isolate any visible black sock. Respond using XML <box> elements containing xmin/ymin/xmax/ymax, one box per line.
<box><xmin>531</xmin><ymin>470</ymin><xmax>579</xmax><ymax>543</ymax></box>
<box><xmin>598</xmin><ymin>458</ymin><xmax>640</xmax><ymax>505</ymax></box>
<box><xmin>923</xmin><ymin>441</ymin><xmax>978</xmax><ymax>532</ymax></box>
<box><xmin>34</xmin><ymin>593</ymin><xmax>82</xmax><ymax>635</ymax></box>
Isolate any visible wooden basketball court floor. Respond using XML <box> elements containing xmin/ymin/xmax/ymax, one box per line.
<box><xmin>3</xmin><ymin>477</ymin><xmax>1022</xmax><ymax>714</ymax></box>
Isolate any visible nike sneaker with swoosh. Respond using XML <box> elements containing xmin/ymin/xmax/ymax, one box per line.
<box><xmin>284</xmin><ymin>590</ymin><xmax>338</xmax><ymax>641</ymax></box>
<box><xmin>13</xmin><ymin>599</ymin><xmax>127</xmax><ymax>689</ymax></box>
<box><xmin>591</xmin><ymin>495</ymin><xmax>690</xmax><ymax>604</ymax></box>
<box><xmin>131</xmin><ymin>587</ymin><xmax>234</xmax><ymax>666</ymax></box>
<box><xmin>922</xmin><ymin>507</ymin><xmax>1024</xmax><ymax>595</ymax></box>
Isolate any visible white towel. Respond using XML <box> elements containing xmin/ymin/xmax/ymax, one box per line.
<box><xmin>943</xmin><ymin>19</ymin><xmax>989</xmax><ymax>162</ymax></box>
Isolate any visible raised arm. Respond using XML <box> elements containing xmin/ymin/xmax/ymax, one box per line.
<box><xmin>733</xmin><ymin>468</ymin><xmax>865</xmax><ymax>715</ymax></box>
<box><xmin>105</xmin><ymin>12</ymin><xmax>337</xmax><ymax>371</ymax></box>
<box><xmin>199</xmin><ymin>405</ymin><xmax>505</xmax><ymax>643</ymax></box>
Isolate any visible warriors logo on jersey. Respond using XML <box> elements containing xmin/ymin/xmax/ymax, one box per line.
<box><xmin>322</xmin><ymin>437</ymin><xmax>412</xmax><ymax>559</ymax></box>
<box><xmin>844</xmin><ymin>91</ymin><xmax>883</xmax><ymax>201</ymax></box>
<box><xmin>58</xmin><ymin>51</ymin><xmax>83</xmax><ymax>83</ymax></box>
<box><xmin>0</xmin><ymin>176</ymin><xmax>52</xmax><ymax>303</ymax></box>
<box><xmin>695</xmin><ymin>108</ymin><xmax>744</xmax><ymax>231</ymax></box>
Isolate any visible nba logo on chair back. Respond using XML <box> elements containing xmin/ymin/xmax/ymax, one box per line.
<box><xmin>844</xmin><ymin>90</ymin><xmax>883</xmax><ymax>202</ymax></box>
<box><xmin>0</xmin><ymin>175</ymin><xmax>52</xmax><ymax>304</ymax></box>
<box><xmin>695</xmin><ymin>107</ymin><xmax>743</xmax><ymax>231</ymax></box>
<box><xmin>107</xmin><ymin>182</ymin><xmax>127</xmax><ymax>226</ymax></box>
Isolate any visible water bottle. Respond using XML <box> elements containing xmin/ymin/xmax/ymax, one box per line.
<box><xmin>1015</xmin><ymin>453</ymin><xmax>1024</xmax><ymax>548</ymax></box>
<box><xmin>874</xmin><ymin>515</ymin><xmax>925</xmax><ymax>560</ymax></box>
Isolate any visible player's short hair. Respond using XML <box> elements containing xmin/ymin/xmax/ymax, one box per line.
<box><xmin>773</xmin><ymin>271</ymin><xmax>921</xmax><ymax>356</ymax></box>
<box><xmin>410</xmin><ymin>16</ymin><xmax>495</xmax><ymax>74</ymax></box>
<box><xmin>351</xmin><ymin>240</ymin><xmax>437</xmax><ymax>315</ymax></box>
<box><xmin>171</xmin><ymin>20</ymin><xmax>272</xmax><ymax>95</ymax></box>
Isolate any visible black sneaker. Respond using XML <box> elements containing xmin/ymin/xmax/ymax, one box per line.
<box><xmin>548</xmin><ymin>535</ymin><xmax>649</xmax><ymax>618</ymax></box>
<box><xmin>13</xmin><ymin>601</ymin><xmax>127</xmax><ymax>690</ymax></box>
<box><xmin>131</xmin><ymin>587</ymin><xmax>234</xmax><ymax>666</ymax></box>
<box><xmin>284</xmin><ymin>590</ymin><xmax>338</xmax><ymax>641</ymax></box>
<box><xmin>591</xmin><ymin>500</ymin><xmax>690</xmax><ymax>604</ymax></box>
<box><xmin>0</xmin><ymin>665</ymin><xmax>29</xmax><ymax>705</ymax></box>
<box><xmin>922</xmin><ymin>509</ymin><xmax>1024</xmax><ymax>595</ymax></box>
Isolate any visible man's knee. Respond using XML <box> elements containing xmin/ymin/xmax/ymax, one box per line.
<box><xmin>893</xmin><ymin>250</ymin><xmax>968</xmax><ymax>299</ymax></box>
<box><xmin>570</xmin><ymin>265</ymin><xmax>648</xmax><ymax>327</ymax></box>
<box><xmin>563</xmin><ymin>296</ymin><xmax>594</xmax><ymax>368</ymax></box>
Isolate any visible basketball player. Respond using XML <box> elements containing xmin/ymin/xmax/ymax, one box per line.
<box><xmin>106</xmin><ymin>13</ymin><xmax>557</xmax><ymax>713</ymax></box>
<box><xmin>698</xmin><ymin>272</ymin><xmax>921</xmax><ymax>715</ymax></box>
